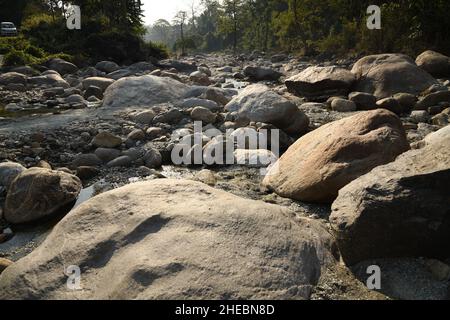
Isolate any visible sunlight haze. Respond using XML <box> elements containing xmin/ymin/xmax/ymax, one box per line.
<box><xmin>142</xmin><ymin>0</ymin><xmax>198</xmax><ymax>25</ymax></box>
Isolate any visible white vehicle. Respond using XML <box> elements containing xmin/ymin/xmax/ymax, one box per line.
<box><xmin>0</xmin><ymin>22</ymin><xmax>18</xmax><ymax>37</ymax></box>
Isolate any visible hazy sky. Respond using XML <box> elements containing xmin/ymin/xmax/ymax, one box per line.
<box><xmin>142</xmin><ymin>0</ymin><xmax>200</xmax><ymax>25</ymax></box>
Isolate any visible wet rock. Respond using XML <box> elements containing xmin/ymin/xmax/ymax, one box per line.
<box><xmin>0</xmin><ymin>179</ymin><xmax>334</xmax><ymax>299</ymax></box>
<box><xmin>286</xmin><ymin>66</ymin><xmax>355</xmax><ymax>100</ymax></box>
<box><xmin>330</xmin><ymin>125</ymin><xmax>450</xmax><ymax>265</ymax></box>
<box><xmin>4</xmin><ymin>168</ymin><xmax>81</xmax><ymax>224</ymax></box>
<box><xmin>263</xmin><ymin>109</ymin><xmax>409</xmax><ymax>203</ymax></box>
<box><xmin>351</xmin><ymin>54</ymin><xmax>438</xmax><ymax>99</ymax></box>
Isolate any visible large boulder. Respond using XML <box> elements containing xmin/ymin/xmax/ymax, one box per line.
<box><xmin>243</xmin><ymin>66</ymin><xmax>282</xmax><ymax>81</ymax></box>
<box><xmin>4</xmin><ymin>168</ymin><xmax>82</xmax><ymax>224</ymax></box>
<box><xmin>0</xmin><ymin>72</ymin><xmax>27</xmax><ymax>86</ymax></box>
<box><xmin>0</xmin><ymin>162</ymin><xmax>26</xmax><ymax>190</ymax></box>
<box><xmin>225</xmin><ymin>84</ymin><xmax>309</xmax><ymax>135</ymax></box>
<box><xmin>351</xmin><ymin>54</ymin><xmax>438</xmax><ymax>99</ymax></box>
<box><xmin>262</xmin><ymin>109</ymin><xmax>409</xmax><ymax>203</ymax></box>
<box><xmin>102</xmin><ymin>75</ymin><xmax>189</xmax><ymax>109</ymax></box>
<box><xmin>47</xmin><ymin>58</ymin><xmax>78</xmax><ymax>75</ymax></box>
<box><xmin>415</xmin><ymin>50</ymin><xmax>450</xmax><ymax>78</ymax></box>
<box><xmin>285</xmin><ymin>66</ymin><xmax>355</xmax><ymax>100</ymax></box>
<box><xmin>0</xmin><ymin>179</ymin><xmax>334</xmax><ymax>300</ymax></box>
<box><xmin>330</xmin><ymin>125</ymin><xmax>450</xmax><ymax>265</ymax></box>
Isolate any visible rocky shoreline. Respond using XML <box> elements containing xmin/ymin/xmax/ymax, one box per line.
<box><xmin>0</xmin><ymin>51</ymin><xmax>449</xmax><ymax>300</ymax></box>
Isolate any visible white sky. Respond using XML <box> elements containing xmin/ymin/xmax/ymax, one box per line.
<box><xmin>142</xmin><ymin>0</ymin><xmax>200</xmax><ymax>25</ymax></box>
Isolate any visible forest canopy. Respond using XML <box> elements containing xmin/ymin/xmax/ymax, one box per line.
<box><xmin>147</xmin><ymin>0</ymin><xmax>450</xmax><ymax>57</ymax></box>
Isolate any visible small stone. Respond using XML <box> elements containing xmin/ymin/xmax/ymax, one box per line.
<box><xmin>376</xmin><ymin>97</ymin><xmax>403</xmax><ymax>114</ymax></box>
<box><xmin>127</xmin><ymin>129</ymin><xmax>146</xmax><ymax>141</ymax></box>
<box><xmin>107</xmin><ymin>156</ymin><xmax>132</xmax><ymax>168</ymax></box>
<box><xmin>410</xmin><ymin>110</ymin><xmax>430</xmax><ymax>124</ymax></box>
<box><xmin>146</xmin><ymin>127</ymin><xmax>164</xmax><ymax>140</ymax></box>
<box><xmin>431</xmin><ymin>113</ymin><xmax>449</xmax><ymax>126</ymax></box>
<box><xmin>133</xmin><ymin>110</ymin><xmax>155</xmax><ymax>125</ymax></box>
<box><xmin>92</xmin><ymin>132</ymin><xmax>122</xmax><ymax>148</ymax></box>
<box><xmin>331</xmin><ymin>98</ymin><xmax>357</xmax><ymax>112</ymax></box>
<box><xmin>0</xmin><ymin>258</ymin><xmax>13</xmax><ymax>274</ymax></box>
<box><xmin>194</xmin><ymin>169</ymin><xmax>217</xmax><ymax>186</ymax></box>
<box><xmin>143</xmin><ymin>148</ymin><xmax>162</xmax><ymax>168</ymax></box>
<box><xmin>425</xmin><ymin>259</ymin><xmax>450</xmax><ymax>281</ymax></box>
<box><xmin>190</xmin><ymin>107</ymin><xmax>217</xmax><ymax>124</ymax></box>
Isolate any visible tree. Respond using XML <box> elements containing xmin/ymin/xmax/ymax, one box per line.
<box><xmin>173</xmin><ymin>11</ymin><xmax>188</xmax><ymax>55</ymax></box>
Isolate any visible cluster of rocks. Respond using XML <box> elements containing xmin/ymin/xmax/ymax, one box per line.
<box><xmin>1</xmin><ymin>49</ymin><xmax>450</xmax><ymax>300</ymax></box>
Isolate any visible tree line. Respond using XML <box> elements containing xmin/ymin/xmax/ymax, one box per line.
<box><xmin>147</xmin><ymin>0</ymin><xmax>450</xmax><ymax>57</ymax></box>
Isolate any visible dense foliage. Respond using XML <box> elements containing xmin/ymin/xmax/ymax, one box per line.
<box><xmin>0</xmin><ymin>0</ymin><xmax>168</xmax><ymax>66</ymax></box>
<box><xmin>147</xmin><ymin>0</ymin><xmax>450</xmax><ymax>57</ymax></box>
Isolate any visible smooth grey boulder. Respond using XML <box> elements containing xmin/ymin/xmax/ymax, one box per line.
<box><xmin>0</xmin><ymin>179</ymin><xmax>334</xmax><ymax>299</ymax></box>
<box><xmin>103</xmin><ymin>75</ymin><xmax>189</xmax><ymax>109</ymax></box>
<box><xmin>285</xmin><ymin>66</ymin><xmax>355</xmax><ymax>100</ymax></box>
<box><xmin>351</xmin><ymin>54</ymin><xmax>438</xmax><ymax>99</ymax></box>
<box><xmin>225</xmin><ymin>84</ymin><xmax>309</xmax><ymax>135</ymax></box>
